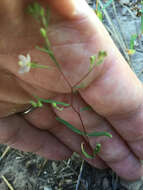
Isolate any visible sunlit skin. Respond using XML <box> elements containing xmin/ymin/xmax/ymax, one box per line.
<box><xmin>0</xmin><ymin>0</ymin><xmax>143</xmax><ymax>180</ymax></box>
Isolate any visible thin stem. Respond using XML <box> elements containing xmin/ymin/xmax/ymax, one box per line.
<box><xmin>60</xmin><ymin>72</ymin><xmax>90</xmax><ymax>144</ymax></box>
<box><xmin>73</xmin><ymin>64</ymin><xmax>96</xmax><ymax>89</ymax></box>
<box><xmin>72</xmin><ymin>104</ymin><xmax>90</xmax><ymax>144</ymax></box>
<box><xmin>51</xmin><ymin>58</ymin><xmax>90</xmax><ymax>144</ymax></box>
<box><xmin>38</xmin><ymin>6</ymin><xmax>92</xmax><ymax>148</ymax></box>
<box><xmin>96</xmin><ymin>0</ymin><xmax>99</xmax><ymax>12</ymax></box>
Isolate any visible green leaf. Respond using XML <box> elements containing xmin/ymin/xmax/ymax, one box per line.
<box><xmin>81</xmin><ymin>142</ymin><xmax>94</xmax><ymax>159</ymax></box>
<box><xmin>37</xmin><ymin>100</ymin><xmax>43</xmax><ymax>107</ymax></box>
<box><xmin>87</xmin><ymin>131</ymin><xmax>112</xmax><ymax>138</ymax></box>
<box><xmin>56</xmin><ymin>118</ymin><xmax>86</xmax><ymax>136</ymax></box>
<box><xmin>37</xmin><ymin>98</ymin><xmax>70</xmax><ymax>106</ymax></box>
<box><xmin>29</xmin><ymin>100</ymin><xmax>43</xmax><ymax>108</ymax></box>
<box><xmin>29</xmin><ymin>100</ymin><xmax>38</xmax><ymax>108</ymax></box>
<box><xmin>94</xmin><ymin>143</ymin><xmax>101</xmax><ymax>155</ymax></box>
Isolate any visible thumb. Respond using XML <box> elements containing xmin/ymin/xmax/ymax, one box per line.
<box><xmin>41</xmin><ymin>0</ymin><xmax>93</xmax><ymax>19</ymax></box>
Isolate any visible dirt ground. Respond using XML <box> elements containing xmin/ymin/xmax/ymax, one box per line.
<box><xmin>1</xmin><ymin>0</ymin><xmax>143</xmax><ymax>190</ymax></box>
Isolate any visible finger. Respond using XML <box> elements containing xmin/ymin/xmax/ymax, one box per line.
<box><xmin>41</xmin><ymin>0</ymin><xmax>91</xmax><ymax>19</ymax></box>
<box><xmin>108</xmin><ymin>108</ymin><xmax>143</xmax><ymax>160</ymax></box>
<box><xmin>24</xmin><ymin>105</ymin><xmax>107</xmax><ymax>169</ymax></box>
<box><xmin>56</xmin><ymin>0</ymin><xmax>143</xmax><ymax>176</ymax></box>
<box><xmin>52</xmin><ymin>94</ymin><xmax>143</xmax><ymax>181</ymax></box>
<box><xmin>78</xmin><ymin>9</ymin><xmax>143</xmax><ymax>169</ymax></box>
<box><xmin>0</xmin><ymin>115</ymin><xmax>72</xmax><ymax>160</ymax></box>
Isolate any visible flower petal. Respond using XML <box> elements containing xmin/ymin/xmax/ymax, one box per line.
<box><xmin>19</xmin><ymin>55</ymin><xmax>27</xmax><ymax>64</ymax></box>
<box><xmin>18</xmin><ymin>65</ymin><xmax>31</xmax><ymax>74</ymax></box>
<box><xmin>26</xmin><ymin>54</ymin><xmax>31</xmax><ymax>63</ymax></box>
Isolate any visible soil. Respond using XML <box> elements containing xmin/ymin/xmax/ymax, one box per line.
<box><xmin>1</xmin><ymin>0</ymin><xmax>143</xmax><ymax>190</ymax></box>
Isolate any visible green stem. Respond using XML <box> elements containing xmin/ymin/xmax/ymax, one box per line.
<box><xmin>31</xmin><ymin>63</ymin><xmax>51</xmax><ymax>69</ymax></box>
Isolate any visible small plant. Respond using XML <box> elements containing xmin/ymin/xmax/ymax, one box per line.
<box><xmin>94</xmin><ymin>0</ymin><xmax>114</xmax><ymax>21</ymax></box>
<box><xmin>18</xmin><ymin>2</ymin><xmax>112</xmax><ymax>159</ymax></box>
<box><xmin>126</xmin><ymin>34</ymin><xmax>137</xmax><ymax>55</ymax></box>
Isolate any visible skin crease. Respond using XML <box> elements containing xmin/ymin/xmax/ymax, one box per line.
<box><xmin>1</xmin><ymin>0</ymin><xmax>143</xmax><ymax>180</ymax></box>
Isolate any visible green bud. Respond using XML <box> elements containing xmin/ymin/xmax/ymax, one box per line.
<box><xmin>30</xmin><ymin>101</ymin><xmax>38</xmax><ymax>108</ymax></box>
<box><xmin>96</xmin><ymin>51</ymin><xmax>107</xmax><ymax>65</ymax></box>
<box><xmin>90</xmin><ymin>55</ymin><xmax>96</xmax><ymax>66</ymax></box>
<box><xmin>40</xmin><ymin>28</ymin><xmax>47</xmax><ymax>38</ymax></box>
<box><xmin>94</xmin><ymin>144</ymin><xmax>101</xmax><ymax>155</ymax></box>
<box><xmin>40</xmin><ymin>8</ymin><xmax>45</xmax><ymax>17</ymax></box>
<box><xmin>52</xmin><ymin>103</ymin><xmax>63</xmax><ymax>111</ymax></box>
<box><xmin>37</xmin><ymin>100</ymin><xmax>43</xmax><ymax>107</ymax></box>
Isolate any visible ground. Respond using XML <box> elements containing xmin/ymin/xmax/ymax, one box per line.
<box><xmin>0</xmin><ymin>0</ymin><xmax>143</xmax><ymax>190</ymax></box>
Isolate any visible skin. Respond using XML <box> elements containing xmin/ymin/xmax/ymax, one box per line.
<box><xmin>0</xmin><ymin>0</ymin><xmax>143</xmax><ymax>180</ymax></box>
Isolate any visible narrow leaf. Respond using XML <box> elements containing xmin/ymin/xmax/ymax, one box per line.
<box><xmin>87</xmin><ymin>131</ymin><xmax>112</xmax><ymax>138</ymax></box>
<box><xmin>56</xmin><ymin>117</ymin><xmax>86</xmax><ymax>136</ymax></box>
<box><xmin>81</xmin><ymin>142</ymin><xmax>94</xmax><ymax>159</ymax></box>
<box><xmin>37</xmin><ymin>98</ymin><xmax>70</xmax><ymax>106</ymax></box>
<box><xmin>29</xmin><ymin>100</ymin><xmax>43</xmax><ymax>108</ymax></box>
<box><xmin>29</xmin><ymin>100</ymin><xmax>38</xmax><ymax>108</ymax></box>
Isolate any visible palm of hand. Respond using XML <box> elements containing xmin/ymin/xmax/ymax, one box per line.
<box><xmin>0</xmin><ymin>1</ymin><xmax>143</xmax><ymax>181</ymax></box>
<box><xmin>0</xmin><ymin>2</ymin><xmax>100</xmax><ymax>114</ymax></box>
<box><xmin>0</xmin><ymin>0</ymin><xmax>106</xmax><ymax>166</ymax></box>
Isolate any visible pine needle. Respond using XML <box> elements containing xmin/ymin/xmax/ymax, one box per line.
<box><xmin>0</xmin><ymin>146</ymin><xmax>10</xmax><ymax>161</ymax></box>
<box><xmin>1</xmin><ymin>175</ymin><xmax>15</xmax><ymax>190</ymax></box>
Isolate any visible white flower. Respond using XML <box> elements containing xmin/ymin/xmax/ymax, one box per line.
<box><xmin>18</xmin><ymin>54</ymin><xmax>31</xmax><ymax>74</ymax></box>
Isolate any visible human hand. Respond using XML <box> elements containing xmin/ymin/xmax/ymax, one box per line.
<box><xmin>0</xmin><ymin>0</ymin><xmax>143</xmax><ymax>181</ymax></box>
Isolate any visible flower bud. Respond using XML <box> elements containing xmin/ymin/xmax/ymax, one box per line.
<box><xmin>40</xmin><ymin>28</ymin><xmax>47</xmax><ymax>38</ymax></box>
